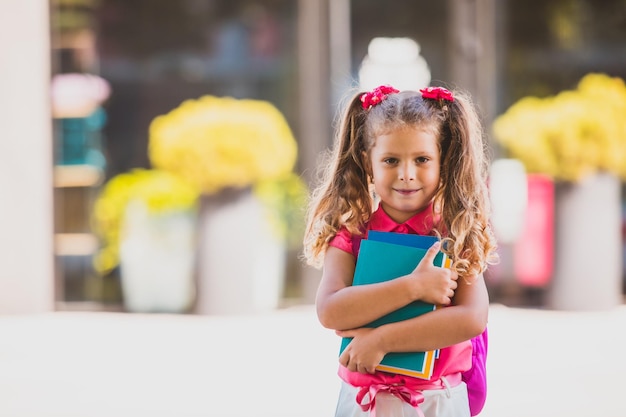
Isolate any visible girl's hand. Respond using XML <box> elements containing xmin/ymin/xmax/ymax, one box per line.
<box><xmin>408</xmin><ymin>242</ymin><xmax>458</xmax><ymax>305</ymax></box>
<box><xmin>336</xmin><ymin>327</ymin><xmax>384</xmax><ymax>374</ymax></box>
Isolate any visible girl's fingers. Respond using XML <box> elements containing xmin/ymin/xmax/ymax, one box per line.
<box><xmin>417</xmin><ymin>241</ymin><xmax>441</xmax><ymax>267</ymax></box>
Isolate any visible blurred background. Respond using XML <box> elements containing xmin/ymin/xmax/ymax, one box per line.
<box><xmin>1</xmin><ymin>0</ymin><xmax>626</xmax><ymax>314</ymax></box>
<box><xmin>2</xmin><ymin>2</ymin><xmax>626</xmax><ymax>417</ymax></box>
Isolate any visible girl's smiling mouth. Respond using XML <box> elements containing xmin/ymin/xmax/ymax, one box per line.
<box><xmin>394</xmin><ymin>188</ymin><xmax>419</xmax><ymax>195</ymax></box>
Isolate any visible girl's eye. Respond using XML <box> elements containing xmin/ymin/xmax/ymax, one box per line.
<box><xmin>383</xmin><ymin>158</ymin><xmax>398</xmax><ymax>165</ymax></box>
<box><xmin>416</xmin><ymin>157</ymin><xmax>429</xmax><ymax>164</ymax></box>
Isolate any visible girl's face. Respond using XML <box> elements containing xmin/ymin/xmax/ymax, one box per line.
<box><xmin>367</xmin><ymin>126</ymin><xmax>441</xmax><ymax>224</ymax></box>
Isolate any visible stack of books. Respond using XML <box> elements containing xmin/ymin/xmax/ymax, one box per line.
<box><xmin>338</xmin><ymin>231</ymin><xmax>449</xmax><ymax>379</ymax></box>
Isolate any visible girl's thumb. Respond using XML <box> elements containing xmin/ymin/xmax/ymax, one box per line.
<box><xmin>419</xmin><ymin>241</ymin><xmax>440</xmax><ymax>265</ymax></box>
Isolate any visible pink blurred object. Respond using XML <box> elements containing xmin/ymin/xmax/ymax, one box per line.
<box><xmin>50</xmin><ymin>73</ymin><xmax>111</xmax><ymax>118</ymax></box>
<box><xmin>514</xmin><ymin>174</ymin><xmax>555</xmax><ymax>287</ymax></box>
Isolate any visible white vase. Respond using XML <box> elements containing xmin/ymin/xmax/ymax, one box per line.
<box><xmin>549</xmin><ymin>172</ymin><xmax>623</xmax><ymax>311</ymax></box>
<box><xmin>196</xmin><ymin>188</ymin><xmax>286</xmax><ymax>315</ymax></box>
<box><xmin>119</xmin><ymin>200</ymin><xmax>196</xmax><ymax>313</ymax></box>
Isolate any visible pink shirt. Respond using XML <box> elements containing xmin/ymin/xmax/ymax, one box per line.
<box><xmin>330</xmin><ymin>202</ymin><xmax>439</xmax><ymax>258</ymax></box>
<box><xmin>329</xmin><ymin>203</ymin><xmax>471</xmax><ymax>388</ymax></box>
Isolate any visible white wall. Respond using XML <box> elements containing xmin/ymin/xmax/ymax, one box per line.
<box><xmin>0</xmin><ymin>0</ymin><xmax>54</xmax><ymax>313</ymax></box>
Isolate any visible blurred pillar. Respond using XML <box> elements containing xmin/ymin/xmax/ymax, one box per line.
<box><xmin>297</xmin><ymin>0</ymin><xmax>331</xmax><ymax>303</ymax></box>
<box><xmin>297</xmin><ymin>0</ymin><xmax>331</xmax><ymax>168</ymax></box>
<box><xmin>329</xmin><ymin>0</ymin><xmax>352</xmax><ymax>106</ymax></box>
<box><xmin>0</xmin><ymin>0</ymin><xmax>55</xmax><ymax>313</ymax></box>
<box><xmin>549</xmin><ymin>173</ymin><xmax>622</xmax><ymax>311</ymax></box>
<box><xmin>448</xmin><ymin>0</ymin><xmax>498</xmax><ymax>126</ymax></box>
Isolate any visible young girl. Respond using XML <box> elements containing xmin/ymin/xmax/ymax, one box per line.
<box><xmin>303</xmin><ymin>85</ymin><xmax>498</xmax><ymax>417</ymax></box>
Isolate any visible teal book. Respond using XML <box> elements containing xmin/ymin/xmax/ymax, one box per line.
<box><xmin>339</xmin><ymin>236</ymin><xmax>448</xmax><ymax>379</ymax></box>
<box><xmin>367</xmin><ymin>231</ymin><xmax>447</xmax><ymax>360</ymax></box>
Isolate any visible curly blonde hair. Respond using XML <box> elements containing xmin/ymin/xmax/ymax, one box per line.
<box><xmin>303</xmin><ymin>88</ymin><xmax>498</xmax><ymax>278</ymax></box>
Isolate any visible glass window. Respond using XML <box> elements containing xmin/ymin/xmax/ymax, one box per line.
<box><xmin>499</xmin><ymin>0</ymin><xmax>626</xmax><ymax>109</ymax></box>
<box><xmin>96</xmin><ymin>0</ymin><xmax>298</xmax><ymax>177</ymax></box>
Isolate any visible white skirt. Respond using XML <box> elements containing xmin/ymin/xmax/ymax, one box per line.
<box><xmin>334</xmin><ymin>379</ymin><xmax>470</xmax><ymax>417</ymax></box>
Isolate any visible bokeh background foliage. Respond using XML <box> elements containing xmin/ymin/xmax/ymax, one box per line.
<box><xmin>493</xmin><ymin>73</ymin><xmax>626</xmax><ymax>182</ymax></box>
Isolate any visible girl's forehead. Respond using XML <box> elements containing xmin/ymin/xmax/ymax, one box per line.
<box><xmin>371</xmin><ymin>126</ymin><xmax>440</xmax><ymax>151</ymax></box>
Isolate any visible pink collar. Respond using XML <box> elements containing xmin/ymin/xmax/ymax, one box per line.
<box><xmin>368</xmin><ymin>202</ymin><xmax>438</xmax><ymax>236</ymax></box>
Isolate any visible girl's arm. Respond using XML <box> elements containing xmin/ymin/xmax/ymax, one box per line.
<box><xmin>337</xmin><ymin>273</ymin><xmax>488</xmax><ymax>374</ymax></box>
<box><xmin>316</xmin><ymin>243</ymin><xmax>458</xmax><ymax>331</ymax></box>
<box><xmin>380</xmin><ymin>273</ymin><xmax>487</xmax><ymax>350</ymax></box>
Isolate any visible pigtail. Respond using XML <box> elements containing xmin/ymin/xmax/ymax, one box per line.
<box><xmin>303</xmin><ymin>93</ymin><xmax>374</xmax><ymax>268</ymax></box>
<box><xmin>434</xmin><ymin>91</ymin><xmax>498</xmax><ymax>278</ymax></box>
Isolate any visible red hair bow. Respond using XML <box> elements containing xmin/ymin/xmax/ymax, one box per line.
<box><xmin>360</xmin><ymin>85</ymin><xmax>400</xmax><ymax>110</ymax></box>
<box><xmin>420</xmin><ymin>86</ymin><xmax>454</xmax><ymax>102</ymax></box>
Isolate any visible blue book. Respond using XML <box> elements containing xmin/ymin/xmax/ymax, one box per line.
<box><xmin>339</xmin><ymin>235</ymin><xmax>448</xmax><ymax>379</ymax></box>
<box><xmin>367</xmin><ymin>230</ymin><xmax>439</xmax><ymax>249</ymax></box>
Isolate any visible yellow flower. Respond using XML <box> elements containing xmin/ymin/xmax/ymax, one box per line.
<box><xmin>492</xmin><ymin>73</ymin><xmax>626</xmax><ymax>182</ymax></box>
<box><xmin>148</xmin><ymin>95</ymin><xmax>298</xmax><ymax>194</ymax></box>
<box><xmin>92</xmin><ymin>169</ymin><xmax>198</xmax><ymax>274</ymax></box>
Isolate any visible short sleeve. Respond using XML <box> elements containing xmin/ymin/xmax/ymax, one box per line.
<box><xmin>328</xmin><ymin>227</ymin><xmax>355</xmax><ymax>256</ymax></box>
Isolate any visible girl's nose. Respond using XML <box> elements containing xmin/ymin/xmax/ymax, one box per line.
<box><xmin>398</xmin><ymin>164</ymin><xmax>415</xmax><ymax>181</ymax></box>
